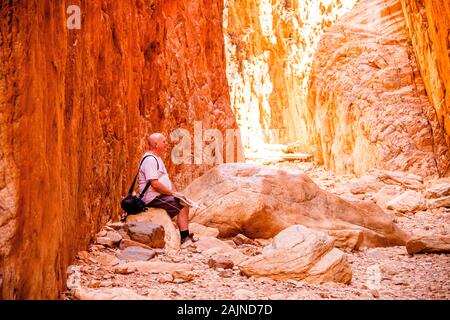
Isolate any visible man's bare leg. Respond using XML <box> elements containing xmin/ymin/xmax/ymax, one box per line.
<box><xmin>177</xmin><ymin>206</ymin><xmax>189</xmax><ymax>232</ymax></box>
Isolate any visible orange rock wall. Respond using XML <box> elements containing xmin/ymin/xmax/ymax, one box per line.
<box><xmin>400</xmin><ymin>0</ymin><xmax>450</xmax><ymax>138</ymax></box>
<box><xmin>307</xmin><ymin>0</ymin><xmax>450</xmax><ymax>176</ymax></box>
<box><xmin>0</xmin><ymin>0</ymin><xmax>238</xmax><ymax>299</ymax></box>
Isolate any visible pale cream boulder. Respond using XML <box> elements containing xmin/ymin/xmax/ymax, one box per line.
<box><xmin>373</xmin><ymin>185</ymin><xmax>405</xmax><ymax>210</ymax></box>
<box><xmin>428</xmin><ymin>196</ymin><xmax>450</xmax><ymax>209</ymax></box>
<box><xmin>184</xmin><ymin>164</ymin><xmax>409</xmax><ymax>248</ymax></box>
<box><xmin>425</xmin><ymin>178</ymin><xmax>450</xmax><ymax>199</ymax></box>
<box><xmin>238</xmin><ymin>225</ymin><xmax>352</xmax><ymax>284</ymax></box>
<box><xmin>386</xmin><ymin>190</ymin><xmax>427</xmax><ymax>213</ymax></box>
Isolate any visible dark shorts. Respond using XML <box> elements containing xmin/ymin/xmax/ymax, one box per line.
<box><xmin>146</xmin><ymin>195</ymin><xmax>185</xmax><ymax>218</ymax></box>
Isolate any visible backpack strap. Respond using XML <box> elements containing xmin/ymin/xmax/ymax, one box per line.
<box><xmin>127</xmin><ymin>154</ymin><xmax>159</xmax><ymax>196</ymax></box>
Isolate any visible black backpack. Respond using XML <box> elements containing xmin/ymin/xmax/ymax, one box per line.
<box><xmin>120</xmin><ymin>154</ymin><xmax>159</xmax><ymax>218</ymax></box>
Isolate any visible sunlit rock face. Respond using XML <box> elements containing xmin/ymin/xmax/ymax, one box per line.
<box><xmin>224</xmin><ymin>0</ymin><xmax>358</xmax><ymax>151</ymax></box>
<box><xmin>400</xmin><ymin>0</ymin><xmax>450</xmax><ymax>139</ymax></box>
<box><xmin>0</xmin><ymin>0</ymin><xmax>238</xmax><ymax>299</ymax></box>
<box><xmin>307</xmin><ymin>0</ymin><xmax>450</xmax><ymax>177</ymax></box>
<box><xmin>225</xmin><ymin>0</ymin><xmax>449</xmax><ymax>177</ymax></box>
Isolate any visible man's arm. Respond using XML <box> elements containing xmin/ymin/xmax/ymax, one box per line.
<box><xmin>150</xmin><ymin>179</ymin><xmax>174</xmax><ymax>196</ymax></box>
<box><xmin>150</xmin><ymin>179</ymin><xmax>185</xmax><ymax>199</ymax></box>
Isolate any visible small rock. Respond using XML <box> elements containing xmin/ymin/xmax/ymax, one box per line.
<box><xmin>208</xmin><ymin>255</ymin><xmax>234</xmax><ymax>269</ymax></box>
<box><xmin>76</xmin><ymin>251</ymin><xmax>90</xmax><ymax>261</ymax></box>
<box><xmin>96</xmin><ymin>237</ymin><xmax>115</xmax><ymax>248</ymax></box>
<box><xmin>97</xmin><ymin>230</ymin><xmax>107</xmax><ymax>237</ymax></box>
<box><xmin>171</xmin><ymin>270</ymin><xmax>195</xmax><ymax>283</ymax></box>
<box><xmin>106</xmin><ymin>230</ymin><xmax>122</xmax><ymax>245</ymax></box>
<box><xmin>114</xmin><ymin>265</ymin><xmax>136</xmax><ymax>275</ymax></box>
<box><xmin>116</xmin><ymin>246</ymin><xmax>156</xmax><ymax>261</ymax></box>
<box><xmin>95</xmin><ymin>253</ymin><xmax>120</xmax><ymax>267</ymax></box>
<box><xmin>158</xmin><ymin>274</ymin><xmax>174</xmax><ymax>283</ymax></box>
<box><xmin>219</xmin><ymin>269</ymin><xmax>234</xmax><ymax>278</ymax></box>
<box><xmin>371</xmin><ymin>289</ymin><xmax>380</xmax><ymax>298</ymax></box>
<box><xmin>88</xmin><ymin>280</ymin><xmax>102</xmax><ymax>288</ymax></box>
<box><xmin>107</xmin><ymin>222</ymin><xmax>125</xmax><ymax>230</ymax></box>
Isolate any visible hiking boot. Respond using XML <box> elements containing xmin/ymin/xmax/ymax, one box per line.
<box><xmin>180</xmin><ymin>233</ymin><xmax>198</xmax><ymax>246</ymax></box>
<box><xmin>119</xmin><ymin>212</ymin><xmax>127</xmax><ymax>222</ymax></box>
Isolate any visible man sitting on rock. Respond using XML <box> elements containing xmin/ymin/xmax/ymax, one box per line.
<box><xmin>138</xmin><ymin>132</ymin><xmax>197</xmax><ymax>245</ymax></box>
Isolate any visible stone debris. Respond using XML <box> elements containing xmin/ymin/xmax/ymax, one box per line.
<box><xmin>65</xmin><ymin>162</ymin><xmax>450</xmax><ymax>300</ymax></box>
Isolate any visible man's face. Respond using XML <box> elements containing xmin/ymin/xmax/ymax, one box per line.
<box><xmin>157</xmin><ymin>136</ymin><xmax>168</xmax><ymax>154</ymax></box>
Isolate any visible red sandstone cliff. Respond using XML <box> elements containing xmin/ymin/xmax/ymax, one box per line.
<box><xmin>0</xmin><ymin>0</ymin><xmax>238</xmax><ymax>299</ymax></box>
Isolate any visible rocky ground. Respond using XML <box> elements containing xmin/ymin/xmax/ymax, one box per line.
<box><xmin>64</xmin><ymin>161</ymin><xmax>450</xmax><ymax>300</ymax></box>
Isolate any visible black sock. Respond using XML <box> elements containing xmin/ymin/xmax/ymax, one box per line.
<box><xmin>180</xmin><ymin>230</ymin><xmax>189</xmax><ymax>239</ymax></box>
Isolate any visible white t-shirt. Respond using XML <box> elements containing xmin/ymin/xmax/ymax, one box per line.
<box><xmin>137</xmin><ymin>152</ymin><xmax>172</xmax><ymax>204</ymax></box>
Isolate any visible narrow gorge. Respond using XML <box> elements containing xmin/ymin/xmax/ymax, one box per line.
<box><xmin>0</xmin><ymin>0</ymin><xmax>449</xmax><ymax>300</ymax></box>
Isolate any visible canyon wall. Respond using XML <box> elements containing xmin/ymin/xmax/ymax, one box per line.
<box><xmin>0</xmin><ymin>0</ymin><xmax>238</xmax><ymax>299</ymax></box>
<box><xmin>400</xmin><ymin>0</ymin><xmax>450</xmax><ymax>139</ymax></box>
<box><xmin>224</xmin><ymin>0</ymin><xmax>358</xmax><ymax>150</ymax></box>
<box><xmin>225</xmin><ymin>0</ymin><xmax>449</xmax><ymax>176</ymax></box>
<box><xmin>307</xmin><ymin>0</ymin><xmax>450</xmax><ymax>176</ymax></box>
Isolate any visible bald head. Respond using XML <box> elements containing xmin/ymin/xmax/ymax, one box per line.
<box><xmin>147</xmin><ymin>133</ymin><xmax>168</xmax><ymax>155</ymax></box>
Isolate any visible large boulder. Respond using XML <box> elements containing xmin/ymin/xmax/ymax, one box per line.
<box><xmin>238</xmin><ymin>225</ymin><xmax>352</xmax><ymax>284</ymax></box>
<box><xmin>184</xmin><ymin>164</ymin><xmax>409</xmax><ymax>248</ymax></box>
<box><xmin>126</xmin><ymin>209</ymin><xmax>180</xmax><ymax>250</ymax></box>
<box><xmin>124</xmin><ymin>222</ymin><xmax>165</xmax><ymax>248</ymax></box>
